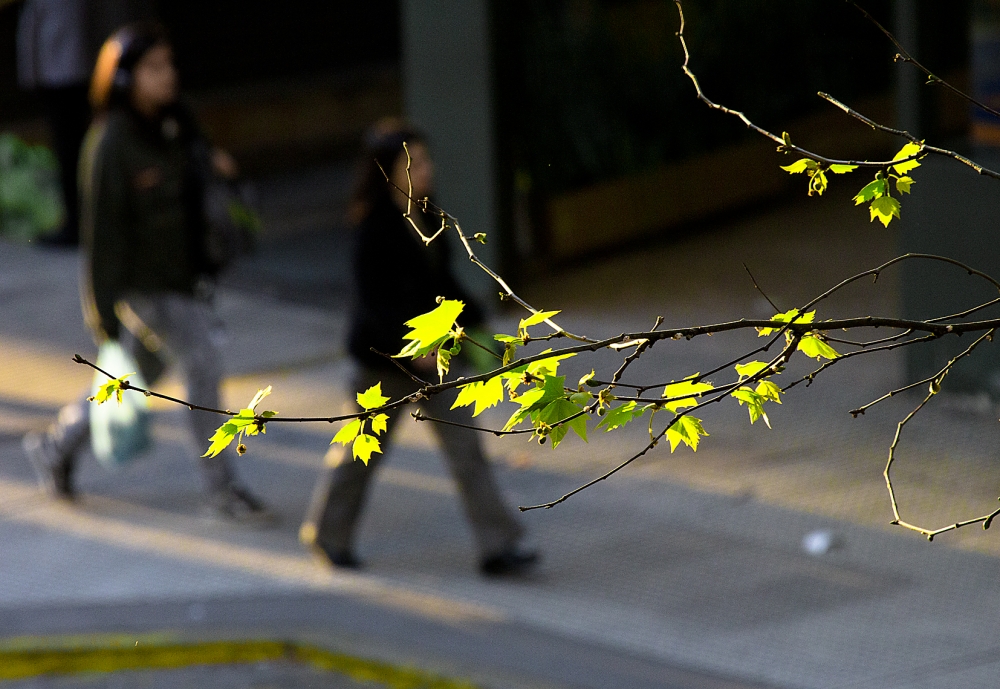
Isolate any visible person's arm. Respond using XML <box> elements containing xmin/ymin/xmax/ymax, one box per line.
<box><xmin>80</xmin><ymin>123</ymin><xmax>128</xmax><ymax>341</ymax></box>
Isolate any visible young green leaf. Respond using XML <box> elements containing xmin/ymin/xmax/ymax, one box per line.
<box><xmin>396</xmin><ymin>299</ymin><xmax>465</xmax><ymax>359</ymax></box>
<box><xmin>91</xmin><ymin>373</ymin><xmax>135</xmax><ymax>405</ymax></box>
<box><xmin>247</xmin><ymin>385</ymin><xmax>272</xmax><ymax>411</ymax></box>
<box><xmin>891</xmin><ymin>141</ymin><xmax>923</xmax><ymax>175</ymax></box>
<box><xmin>371</xmin><ymin>413</ymin><xmax>389</xmax><ymax>435</ymax></box>
<box><xmin>537</xmin><ymin>398</ymin><xmax>587</xmax><ymax>448</ymax></box>
<box><xmin>853</xmin><ymin>178</ymin><xmax>887</xmax><ymax>205</ymax></box>
<box><xmin>596</xmin><ymin>401</ymin><xmax>647</xmax><ymax>432</ymax></box>
<box><xmin>357</xmin><ymin>383</ymin><xmax>390</xmax><ymax>411</ymax></box>
<box><xmin>755</xmin><ymin>380</ymin><xmax>783</xmax><ymax>404</ymax></box>
<box><xmin>829</xmin><ymin>164</ymin><xmax>858</xmax><ymax>174</ymax></box>
<box><xmin>352</xmin><ymin>433</ymin><xmax>382</xmax><ymax>464</ymax></box>
<box><xmin>452</xmin><ymin>375</ymin><xmax>505</xmax><ymax>417</ymax></box>
<box><xmin>203</xmin><ymin>421</ymin><xmax>240</xmax><ymax>458</ymax></box>
<box><xmin>731</xmin><ymin>387</ymin><xmax>770</xmax><ymax>427</ymax></box>
<box><xmin>869</xmin><ymin>195</ymin><xmax>901</xmax><ymax>227</ymax></box>
<box><xmin>519</xmin><ymin>310</ymin><xmax>561</xmax><ymax>331</ymax></box>
<box><xmin>578</xmin><ymin>370</ymin><xmax>596</xmax><ymax>390</ymax></box>
<box><xmin>662</xmin><ymin>377</ymin><xmax>714</xmax><ymax>412</ymax></box>
<box><xmin>808</xmin><ymin>169</ymin><xmax>828</xmax><ymax>196</ymax></box>
<box><xmin>666</xmin><ymin>415</ymin><xmax>708</xmax><ymax>452</ymax></box>
<box><xmin>734</xmin><ymin>361</ymin><xmax>770</xmax><ymax>379</ymax></box>
<box><xmin>798</xmin><ymin>334</ymin><xmax>840</xmax><ymax>360</ymax></box>
<box><xmin>757</xmin><ymin>308</ymin><xmax>815</xmax><ymax>336</ymax></box>
<box><xmin>331</xmin><ymin>418</ymin><xmax>363</xmax><ymax>445</ymax></box>
<box><xmin>780</xmin><ymin>158</ymin><xmax>813</xmax><ymax>174</ymax></box>
<box><xmin>895</xmin><ymin>176</ymin><xmax>914</xmax><ymax>194</ymax></box>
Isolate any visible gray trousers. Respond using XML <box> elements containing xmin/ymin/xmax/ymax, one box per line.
<box><xmin>311</xmin><ymin>365</ymin><xmax>524</xmax><ymax>558</ymax></box>
<box><xmin>49</xmin><ymin>292</ymin><xmax>234</xmax><ymax>492</ymax></box>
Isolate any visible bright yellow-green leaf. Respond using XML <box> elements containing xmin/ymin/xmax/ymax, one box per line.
<box><xmin>352</xmin><ymin>433</ymin><xmax>381</xmax><ymax>464</ymax></box>
<box><xmin>892</xmin><ymin>142</ymin><xmax>923</xmax><ymax>175</ymax></box>
<box><xmin>895</xmin><ymin>176</ymin><xmax>914</xmax><ymax>194</ymax></box>
<box><xmin>829</xmin><ymin>164</ymin><xmax>857</xmax><ymax>174</ymax></box>
<box><xmin>436</xmin><ymin>347</ymin><xmax>452</xmax><ymax>381</ymax></box>
<box><xmin>396</xmin><ymin>299</ymin><xmax>464</xmax><ymax>359</ymax></box>
<box><xmin>203</xmin><ymin>421</ymin><xmax>239</xmax><ymax>458</ymax></box>
<box><xmin>853</xmin><ymin>178</ymin><xmax>887</xmax><ymax>205</ymax></box>
<box><xmin>503</xmin><ymin>375</ymin><xmax>566</xmax><ymax>431</ymax></box>
<box><xmin>870</xmin><ymin>195</ymin><xmax>901</xmax><ymax>227</ymax></box>
<box><xmin>92</xmin><ymin>373</ymin><xmax>135</xmax><ymax>405</ymax></box>
<box><xmin>735</xmin><ymin>361</ymin><xmax>770</xmax><ymax>379</ymax></box>
<box><xmin>357</xmin><ymin>383</ymin><xmax>390</xmax><ymax>411</ymax></box>
<box><xmin>780</xmin><ymin>158</ymin><xmax>812</xmax><ymax>174</ymax></box>
<box><xmin>247</xmin><ymin>385</ymin><xmax>272</xmax><ymax>411</ymax></box>
<box><xmin>666</xmin><ymin>415</ymin><xmax>708</xmax><ymax>452</ymax></box>
<box><xmin>332</xmin><ymin>418</ymin><xmax>363</xmax><ymax>445</ymax></box>
<box><xmin>731</xmin><ymin>387</ymin><xmax>770</xmax><ymax>427</ymax></box>
<box><xmin>757</xmin><ymin>309</ymin><xmax>815</xmax><ymax>336</ymax></box>
<box><xmin>503</xmin><ymin>350</ymin><xmax>576</xmax><ymax>394</ymax></box>
<box><xmin>662</xmin><ymin>377</ymin><xmax>714</xmax><ymax>412</ymax></box>
<box><xmin>798</xmin><ymin>334</ymin><xmax>840</xmax><ymax>360</ymax></box>
<box><xmin>371</xmin><ymin>413</ymin><xmax>389</xmax><ymax>435</ymax></box>
<box><xmin>578</xmin><ymin>370</ymin><xmax>596</xmax><ymax>390</ymax></box>
<box><xmin>519</xmin><ymin>310</ymin><xmax>561</xmax><ymax>330</ymax></box>
<box><xmin>756</xmin><ymin>380</ymin><xmax>783</xmax><ymax>404</ymax></box>
<box><xmin>452</xmin><ymin>375</ymin><xmax>505</xmax><ymax>417</ymax></box>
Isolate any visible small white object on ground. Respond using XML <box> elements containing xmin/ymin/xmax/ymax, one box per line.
<box><xmin>802</xmin><ymin>529</ymin><xmax>836</xmax><ymax>555</ymax></box>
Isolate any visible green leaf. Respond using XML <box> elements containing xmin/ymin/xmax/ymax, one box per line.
<box><xmin>755</xmin><ymin>380</ymin><xmax>782</xmax><ymax>404</ymax></box>
<box><xmin>895</xmin><ymin>176</ymin><xmax>914</xmax><ymax>194</ymax></box>
<box><xmin>578</xmin><ymin>370</ymin><xmax>596</xmax><ymax>390</ymax></box>
<box><xmin>853</xmin><ymin>178</ymin><xmax>887</xmax><ymax>205</ymax></box>
<box><xmin>891</xmin><ymin>141</ymin><xmax>922</xmax><ymax>175</ymax></box>
<box><xmin>829</xmin><ymin>164</ymin><xmax>858</xmax><ymax>174</ymax></box>
<box><xmin>596</xmin><ymin>401</ymin><xmax>647</xmax><ymax>432</ymax></box>
<box><xmin>569</xmin><ymin>391</ymin><xmax>592</xmax><ymax>406</ymax></box>
<box><xmin>757</xmin><ymin>308</ymin><xmax>815</xmax><ymax>336</ymax></box>
<box><xmin>798</xmin><ymin>334</ymin><xmax>840</xmax><ymax>360</ymax></box>
<box><xmin>493</xmin><ymin>334</ymin><xmax>524</xmax><ymax>344</ymax></box>
<box><xmin>357</xmin><ymin>383</ymin><xmax>390</xmax><ymax>411</ymax></box>
<box><xmin>396</xmin><ymin>299</ymin><xmax>465</xmax><ymax>359</ymax></box>
<box><xmin>247</xmin><ymin>385</ymin><xmax>272</xmax><ymax>411</ymax></box>
<box><xmin>519</xmin><ymin>310</ymin><xmax>561</xmax><ymax>331</ymax></box>
<box><xmin>203</xmin><ymin>421</ymin><xmax>239</xmax><ymax>458</ymax></box>
<box><xmin>352</xmin><ymin>433</ymin><xmax>382</xmax><ymax>465</ymax></box>
<box><xmin>452</xmin><ymin>375</ymin><xmax>505</xmax><ymax>417</ymax></box>
<box><xmin>371</xmin><ymin>413</ymin><xmax>389</xmax><ymax>435</ymax></box>
<box><xmin>436</xmin><ymin>347</ymin><xmax>452</xmax><ymax>381</ymax></box>
<box><xmin>666</xmin><ymin>415</ymin><xmax>708</xmax><ymax>452</ymax></box>
<box><xmin>662</xmin><ymin>376</ymin><xmax>714</xmax><ymax>412</ymax></box>
<box><xmin>731</xmin><ymin>387</ymin><xmax>770</xmax><ymax>427</ymax></box>
<box><xmin>780</xmin><ymin>158</ymin><xmax>812</xmax><ymax>174</ymax></box>
<box><xmin>537</xmin><ymin>398</ymin><xmax>587</xmax><ymax>448</ymax></box>
<box><xmin>503</xmin><ymin>375</ymin><xmax>566</xmax><ymax>431</ymax></box>
<box><xmin>869</xmin><ymin>195</ymin><xmax>901</xmax><ymax>227</ymax></box>
<box><xmin>503</xmin><ymin>350</ymin><xmax>576</xmax><ymax>394</ymax></box>
<box><xmin>92</xmin><ymin>373</ymin><xmax>135</xmax><ymax>405</ymax></box>
<box><xmin>332</xmin><ymin>418</ymin><xmax>363</xmax><ymax>445</ymax></box>
<box><xmin>735</xmin><ymin>361</ymin><xmax>770</xmax><ymax>379</ymax></box>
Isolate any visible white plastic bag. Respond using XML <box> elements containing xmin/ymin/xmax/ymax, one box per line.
<box><xmin>89</xmin><ymin>341</ymin><xmax>152</xmax><ymax>469</ymax></box>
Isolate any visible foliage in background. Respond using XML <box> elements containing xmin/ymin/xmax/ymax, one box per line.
<box><xmin>0</xmin><ymin>133</ymin><xmax>63</xmax><ymax>242</ymax></box>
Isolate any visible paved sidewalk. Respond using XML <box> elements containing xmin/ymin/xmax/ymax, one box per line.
<box><xmin>4</xmin><ymin>185</ymin><xmax>1000</xmax><ymax>688</ymax></box>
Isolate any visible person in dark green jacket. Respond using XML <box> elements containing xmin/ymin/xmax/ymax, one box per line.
<box><xmin>23</xmin><ymin>23</ymin><xmax>270</xmax><ymax>524</ymax></box>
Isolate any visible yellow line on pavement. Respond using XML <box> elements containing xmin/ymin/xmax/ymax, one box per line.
<box><xmin>0</xmin><ymin>635</ymin><xmax>480</xmax><ymax>687</ymax></box>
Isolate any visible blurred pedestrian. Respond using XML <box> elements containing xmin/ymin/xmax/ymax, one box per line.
<box><xmin>22</xmin><ymin>23</ymin><xmax>270</xmax><ymax>524</ymax></box>
<box><xmin>16</xmin><ymin>0</ymin><xmax>154</xmax><ymax>246</ymax></box>
<box><xmin>302</xmin><ymin>119</ymin><xmax>538</xmax><ymax>576</ymax></box>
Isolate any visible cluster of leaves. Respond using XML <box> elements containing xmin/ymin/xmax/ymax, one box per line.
<box><xmin>203</xmin><ymin>387</ymin><xmax>276</xmax><ymax>458</ymax></box>
<box><xmin>781</xmin><ymin>141</ymin><xmax>922</xmax><ymax>227</ymax></box>
<box><xmin>396</xmin><ymin>298</ymin><xmax>467</xmax><ymax>381</ymax></box>
<box><xmin>89</xmin><ymin>372</ymin><xmax>136</xmax><ymax>406</ymax></box>
<box><xmin>330</xmin><ymin>385</ymin><xmax>390</xmax><ymax>464</ymax></box>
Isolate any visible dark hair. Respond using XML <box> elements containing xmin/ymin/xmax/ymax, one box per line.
<box><xmin>90</xmin><ymin>23</ymin><xmax>171</xmax><ymax>111</ymax></box>
<box><xmin>349</xmin><ymin>117</ymin><xmax>427</xmax><ymax>225</ymax></box>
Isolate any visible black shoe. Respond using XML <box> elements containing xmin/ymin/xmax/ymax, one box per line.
<box><xmin>22</xmin><ymin>432</ymin><xmax>74</xmax><ymax>500</ymax></box>
<box><xmin>206</xmin><ymin>485</ymin><xmax>277</xmax><ymax>526</ymax></box>
<box><xmin>480</xmin><ymin>548</ymin><xmax>539</xmax><ymax>577</ymax></box>
<box><xmin>319</xmin><ymin>543</ymin><xmax>363</xmax><ymax>570</ymax></box>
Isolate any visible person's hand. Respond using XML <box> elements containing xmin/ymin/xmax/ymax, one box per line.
<box><xmin>211</xmin><ymin>148</ymin><xmax>239</xmax><ymax>179</ymax></box>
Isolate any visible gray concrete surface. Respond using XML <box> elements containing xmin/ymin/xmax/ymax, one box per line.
<box><xmin>4</xmin><ymin>186</ymin><xmax>1000</xmax><ymax>688</ymax></box>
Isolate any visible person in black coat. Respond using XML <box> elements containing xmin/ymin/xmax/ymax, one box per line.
<box><xmin>303</xmin><ymin>119</ymin><xmax>537</xmax><ymax>576</ymax></box>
